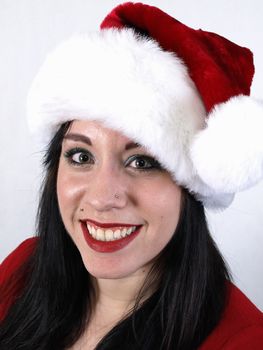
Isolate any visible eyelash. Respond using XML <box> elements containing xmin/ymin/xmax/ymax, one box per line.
<box><xmin>64</xmin><ymin>147</ymin><xmax>94</xmax><ymax>166</ymax></box>
<box><xmin>63</xmin><ymin>148</ymin><xmax>163</xmax><ymax>172</ymax></box>
<box><xmin>125</xmin><ymin>154</ymin><xmax>162</xmax><ymax>171</ymax></box>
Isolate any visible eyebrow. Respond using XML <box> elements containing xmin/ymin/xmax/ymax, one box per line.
<box><xmin>64</xmin><ymin>133</ymin><xmax>142</xmax><ymax>150</ymax></box>
<box><xmin>125</xmin><ymin>142</ymin><xmax>142</xmax><ymax>150</ymax></box>
<box><xmin>64</xmin><ymin>133</ymin><xmax>92</xmax><ymax>145</ymax></box>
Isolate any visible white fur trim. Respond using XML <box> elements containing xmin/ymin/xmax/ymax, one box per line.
<box><xmin>28</xmin><ymin>29</ymin><xmax>253</xmax><ymax>209</ymax></box>
<box><xmin>190</xmin><ymin>95</ymin><xmax>263</xmax><ymax>193</ymax></box>
<box><xmin>27</xmin><ymin>29</ymin><xmax>206</xmax><ymax>189</ymax></box>
<box><xmin>197</xmin><ymin>192</ymin><xmax>235</xmax><ymax>211</ymax></box>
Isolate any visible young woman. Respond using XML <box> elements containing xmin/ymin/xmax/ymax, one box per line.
<box><xmin>1</xmin><ymin>3</ymin><xmax>263</xmax><ymax>349</ymax></box>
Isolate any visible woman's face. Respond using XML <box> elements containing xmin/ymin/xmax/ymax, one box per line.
<box><xmin>57</xmin><ymin>120</ymin><xmax>181</xmax><ymax>279</ymax></box>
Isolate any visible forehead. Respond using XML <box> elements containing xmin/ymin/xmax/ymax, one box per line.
<box><xmin>67</xmin><ymin>120</ymin><xmax>130</xmax><ymax>140</ymax></box>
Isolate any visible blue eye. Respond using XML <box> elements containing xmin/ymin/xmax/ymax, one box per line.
<box><xmin>126</xmin><ymin>155</ymin><xmax>162</xmax><ymax>171</ymax></box>
<box><xmin>64</xmin><ymin>148</ymin><xmax>93</xmax><ymax>166</ymax></box>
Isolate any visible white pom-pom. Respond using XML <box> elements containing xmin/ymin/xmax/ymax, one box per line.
<box><xmin>190</xmin><ymin>95</ymin><xmax>263</xmax><ymax>193</ymax></box>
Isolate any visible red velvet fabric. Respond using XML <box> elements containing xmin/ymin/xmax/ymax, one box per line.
<box><xmin>101</xmin><ymin>2</ymin><xmax>254</xmax><ymax>113</ymax></box>
<box><xmin>1</xmin><ymin>238</ymin><xmax>263</xmax><ymax>348</ymax></box>
<box><xmin>199</xmin><ymin>284</ymin><xmax>263</xmax><ymax>349</ymax></box>
<box><xmin>0</xmin><ymin>237</ymin><xmax>37</xmax><ymax>322</ymax></box>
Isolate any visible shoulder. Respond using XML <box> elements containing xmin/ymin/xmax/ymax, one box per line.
<box><xmin>0</xmin><ymin>237</ymin><xmax>38</xmax><ymax>321</ymax></box>
<box><xmin>0</xmin><ymin>238</ymin><xmax>37</xmax><ymax>284</ymax></box>
<box><xmin>199</xmin><ymin>282</ymin><xmax>263</xmax><ymax>349</ymax></box>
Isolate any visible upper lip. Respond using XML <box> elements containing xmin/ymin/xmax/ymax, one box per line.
<box><xmin>80</xmin><ymin>219</ymin><xmax>141</xmax><ymax>229</ymax></box>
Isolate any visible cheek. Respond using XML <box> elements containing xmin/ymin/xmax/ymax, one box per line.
<box><xmin>56</xmin><ymin>163</ymin><xmax>85</xmax><ymax>225</ymax></box>
<box><xmin>158</xmin><ymin>186</ymin><xmax>181</xmax><ymax>226</ymax></box>
<box><xmin>137</xmin><ymin>177</ymin><xmax>182</xmax><ymax>236</ymax></box>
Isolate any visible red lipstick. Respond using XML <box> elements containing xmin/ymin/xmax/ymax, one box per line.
<box><xmin>80</xmin><ymin>221</ymin><xmax>142</xmax><ymax>253</ymax></box>
<box><xmin>83</xmin><ymin>218</ymin><xmax>136</xmax><ymax>229</ymax></box>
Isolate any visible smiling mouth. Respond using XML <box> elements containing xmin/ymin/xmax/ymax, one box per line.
<box><xmin>80</xmin><ymin>220</ymin><xmax>142</xmax><ymax>253</ymax></box>
<box><xmin>86</xmin><ymin>223</ymin><xmax>138</xmax><ymax>241</ymax></box>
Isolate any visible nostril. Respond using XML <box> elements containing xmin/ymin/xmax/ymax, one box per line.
<box><xmin>87</xmin><ymin>191</ymin><xmax>127</xmax><ymax>211</ymax></box>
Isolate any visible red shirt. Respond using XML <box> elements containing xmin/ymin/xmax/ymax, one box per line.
<box><xmin>1</xmin><ymin>238</ymin><xmax>263</xmax><ymax>349</ymax></box>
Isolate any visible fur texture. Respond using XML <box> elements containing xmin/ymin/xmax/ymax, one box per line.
<box><xmin>101</xmin><ymin>2</ymin><xmax>254</xmax><ymax>112</ymax></box>
<box><xmin>27</xmin><ymin>3</ymin><xmax>263</xmax><ymax>209</ymax></box>
<box><xmin>191</xmin><ymin>96</ymin><xmax>263</xmax><ymax>193</ymax></box>
<box><xmin>27</xmin><ymin>28</ymin><xmax>207</xmax><ymax>197</ymax></box>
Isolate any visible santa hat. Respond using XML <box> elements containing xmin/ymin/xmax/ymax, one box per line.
<box><xmin>27</xmin><ymin>2</ymin><xmax>263</xmax><ymax>209</ymax></box>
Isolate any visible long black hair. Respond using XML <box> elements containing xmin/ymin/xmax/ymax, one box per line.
<box><xmin>0</xmin><ymin>122</ymin><xmax>231</xmax><ymax>349</ymax></box>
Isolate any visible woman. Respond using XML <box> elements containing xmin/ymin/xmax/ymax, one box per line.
<box><xmin>1</xmin><ymin>2</ymin><xmax>263</xmax><ymax>349</ymax></box>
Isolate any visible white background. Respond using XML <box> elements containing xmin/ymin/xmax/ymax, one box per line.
<box><xmin>0</xmin><ymin>0</ymin><xmax>262</xmax><ymax>310</ymax></box>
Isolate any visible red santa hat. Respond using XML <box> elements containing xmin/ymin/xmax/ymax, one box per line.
<box><xmin>27</xmin><ymin>2</ymin><xmax>263</xmax><ymax>209</ymax></box>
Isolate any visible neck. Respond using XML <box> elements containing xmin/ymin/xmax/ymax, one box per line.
<box><xmin>91</xmin><ymin>266</ymin><xmax>154</xmax><ymax>317</ymax></box>
<box><xmin>75</xmin><ymin>266</ymin><xmax>159</xmax><ymax>349</ymax></box>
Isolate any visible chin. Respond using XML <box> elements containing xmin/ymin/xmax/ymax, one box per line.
<box><xmin>82</xmin><ymin>257</ymin><xmax>145</xmax><ymax>280</ymax></box>
<box><xmin>89</xmin><ymin>271</ymin><xmax>131</xmax><ymax>280</ymax></box>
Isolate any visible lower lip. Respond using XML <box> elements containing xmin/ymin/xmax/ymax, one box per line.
<box><xmin>81</xmin><ymin>222</ymin><xmax>142</xmax><ymax>253</ymax></box>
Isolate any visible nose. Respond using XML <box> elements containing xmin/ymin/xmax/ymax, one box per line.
<box><xmin>84</xmin><ymin>163</ymin><xmax>128</xmax><ymax>212</ymax></box>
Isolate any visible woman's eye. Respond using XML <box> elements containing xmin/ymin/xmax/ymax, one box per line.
<box><xmin>72</xmin><ymin>152</ymin><xmax>91</xmax><ymax>163</ymax></box>
<box><xmin>127</xmin><ymin>155</ymin><xmax>162</xmax><ymax>171</ymax></box>
<box><xmin>64</xmin><ymin>148</ymin><xmax>93</xmax><ymax>166</ymax></box>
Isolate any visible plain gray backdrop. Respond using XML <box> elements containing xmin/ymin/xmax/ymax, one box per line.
<box><xmin>1</xmin><ymin>0</ymin><xmax>262</xmax><ymax>310</ymax></box>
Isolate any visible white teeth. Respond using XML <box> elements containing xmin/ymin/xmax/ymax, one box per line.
<box><xmin>113</xmin><ymin>229</ymin><xmax>121</xmax><ymax>239</ymax></box>
<box><xmin>91</xmin><ymin>226</ymin><xmax>96</xmax><ymax>236</ymax></box>
<box><xmin>88</xmin><ymin>225</ymin><xmax>94</xmax><ymax>237</ymax></box>
<box><xmin>86</xmin><ymin>224</ymin><xmax>138</xmax><ymax>242</ymax></box>
<box><xmin>97</xmin><ymin>228</ymin><xmax>105</xmax><ymax>241</ymax></box>
<box><xmin>105</xmin><ymin>229</ymin><xmax>114</xmax><ymax>241</ymax></box>
<box><xmin>121</xmin><ymin>228</ymin><xmax>127</xmax><ymax>237</ymax></box>
<box><xmin>127</xmin><ymin>227</ymin><xmax>133</xmax><ymax>235</ymax></box>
